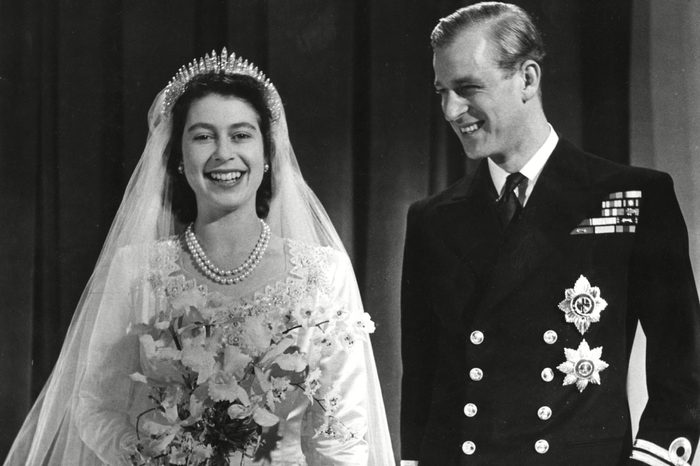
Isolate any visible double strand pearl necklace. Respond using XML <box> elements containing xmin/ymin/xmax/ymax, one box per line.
<box><xmin>184</xmin><ymin>219</ymin><xmax>271</xmax><ymax>285</ymax></box>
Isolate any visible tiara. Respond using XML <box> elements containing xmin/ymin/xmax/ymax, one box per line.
<box><xmin>161</xmin><ymin>48</ymin><xmax>280</xmax><ymax>118</ymax></box>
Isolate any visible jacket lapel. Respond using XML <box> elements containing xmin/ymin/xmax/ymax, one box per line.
<box><xmin>474</xmin><ymin>140</ymin><xmax>596</xmax><ymax>315</ymax></box>
<box><xmin>435</xmin><ymin>161</ymin><xmax>502</xmax><ymax>274</ymax></box>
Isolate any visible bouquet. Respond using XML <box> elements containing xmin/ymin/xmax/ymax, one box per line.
<box><xmin>127</xmin><ymin>269</ymin><xmax>375</xmax><ymax>465</ymax></box>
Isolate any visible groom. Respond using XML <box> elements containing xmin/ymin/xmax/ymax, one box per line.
<box><xmin>400</xmin><ymin>2</ymin><xmax>700</xmax><ymax>465</ymax></box>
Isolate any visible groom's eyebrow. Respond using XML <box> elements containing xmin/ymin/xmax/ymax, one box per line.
<box><xmin>434</xmin><ymin>76</ymin><xmax>481</xmax><ymax>90</ymax></box>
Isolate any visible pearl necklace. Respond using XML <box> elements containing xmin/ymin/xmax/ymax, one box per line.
<box><xmin>184</xmin><ymin>219</ymin><xmax>271</xmax><ymax>285</ymax></box>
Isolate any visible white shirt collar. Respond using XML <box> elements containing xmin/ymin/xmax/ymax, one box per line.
<box><xmin>488</xmin><ymin>124</ymin><xmax>559</xmax><ymax>204</ymax></box>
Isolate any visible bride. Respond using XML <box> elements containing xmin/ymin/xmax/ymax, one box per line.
<box><xmin>4</xmin><ymin>49</ymin><xmax>393</xmax><ymax>465</ymax></box>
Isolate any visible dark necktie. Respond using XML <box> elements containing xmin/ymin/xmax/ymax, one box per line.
<box><xmin>497</xmin><ymin>172</ymin><xmax>528</xmax><ymax>228</ymax></box>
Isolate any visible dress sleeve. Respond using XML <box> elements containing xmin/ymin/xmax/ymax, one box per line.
<box><xmin>627</xmin><ymin>173</ymin><xmax>700</xmax><ymax>466</ymax></box>
<box><xmin>302</xmin><ymin>251</ymin><xmax>371</xmax><ymax>465</ymax></box>
<box><xmin>73</xmin><ymin>247</ymin><xmax>143</xmax><ymax>465</ymax></box>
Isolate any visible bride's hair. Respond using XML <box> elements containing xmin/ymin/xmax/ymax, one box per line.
<box><xmin>166</xmin><ymin>73</ymin><xmax>275</xmax><ymax>223</ymax></box>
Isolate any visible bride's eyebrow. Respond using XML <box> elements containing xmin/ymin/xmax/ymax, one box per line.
<box><xmin>186</xmin><ymin>122</ymin><xmax>257</xmax><ymax>132</ymax></box>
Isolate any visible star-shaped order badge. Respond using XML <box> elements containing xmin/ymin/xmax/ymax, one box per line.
<box><xmin>558</xmin><ymin>275</ymin><xmax>608</xmax><ymax>334</ymax></box>
<box><xmin>557</xmin><ymin>339</ymin><xmax>609</xmax><ymax>392</ymax></box>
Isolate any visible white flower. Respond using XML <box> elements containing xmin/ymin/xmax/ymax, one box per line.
<box><xmin>266</xmin><ymin>376</ymin><xmax>292</xmax><ymax>406</ymax></box>
<box><xmin>313</xmin><ymin>416</ymin><xmax>353</xmax><ymax>441</ymax></box>
<box><xmin>292</xmin><ymin>304</ymin><xmax>317</xmax><ymax>328</ymax></box>
<box><xmin>339</xmin><ymin>331</ymin><xmax>356</xmax><ymax>349</ymax></box>
<box><xmin>208</xmin><ymin>372</ymin><xmax>250</xmax><ymax>404</ymax></box>
<box><xmin>239</xmin><ymin>314</ymin><xmax>273</xmax><ymax>355</ymax></box>
<box><xmin>191</xmin><ymin>444</ymin><xmax>213</xmax><ymax>461</ymax></box>
<box><xmin>227</xmin><ymin>403</ymin><xmax>251</xmax><ymax>419</ymax></box>
<box><xmin>331</xmin><ymin>307</ymin><xmax>349</xmax><ymax>322</ymax></box>
<box><xmin>223</xmin><ymin>345</ymin><xmax>252</xmax><ymax>379</ymax></box>
<box><xmin>558</xmin><ymin>275</ymin><xmax>608</xmax><ymax>334</ymax></box>
<box><xmin>168</xmin><ymin>448</ymin><xmax>187</xmax><ymax>465</ymax></box>
<box><xmin>557</xmin><ymin>339</ymin><xmax>609</xmax><ymax>392</ymax></box>
<box><xmin>139</xmin><ymin>421</ymin><xmax>181</xmax><ymax>455</ymax></box>
<box><xmin>138</xmin><ymin>335</ymin><xmax>183</xmax><ymax>382</ymax></box>
<box><xmin>275</xmin><ymin>352</ymin><xmax>308</xmax><ymax>372</ymax></box>
<box><xmin>166</xmin><ymin>276</ymin><xmax>206</xmax><ymax>314</ymax></box>
<box><xmin>349</xmin><ymin>312</ymin><xmax>375</xmax><ymax>334</ymax></box>
<box><xmin>228</xmin><ymin>392</ymin><xmax>279</xmax><ymax>427</ymax></box>
<box><xmin>259</xmin><ymin>336</ymin><xmax>295</xmax><ymax>368</ymax></box>
<box><xmin>320</xmin><ymin>385</ymin><xmax>341</xmax><ymax>415</ymax></box>
<box><xmin>303</xmin><ymin>368</ymin><xmax>323</xmax><ymax>401</ymax></box>
<box><xmin>252</xmin><ymin>406</ymin><xmax>279</xmax><ymax>427</ymax></box>
<box><xmin>312</xmin><ymin>334</ymin><xmax>337</xmax><ymax>357</ymax></box>
<box><xmin>181</xmin><ymin>344</ymin><xmax>216</xmax><ymax>385</ymax></box>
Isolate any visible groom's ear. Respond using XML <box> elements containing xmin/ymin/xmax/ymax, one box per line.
<box><xmin>520</xmin><ymin>59</ymin><xmax>541</xmax><ymax>102</ymax></box>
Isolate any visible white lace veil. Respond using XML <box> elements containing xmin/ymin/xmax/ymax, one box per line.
<box><xmin>4</xmin><ymin>51</ymin><xmax>393</xmax><ymax>465</ymax></box>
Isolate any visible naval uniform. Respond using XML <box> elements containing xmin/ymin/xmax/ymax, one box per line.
<box><xmin>400</xmin><ymin>134</ymin><xmax>700</xmax><ymax>465</ymax></box>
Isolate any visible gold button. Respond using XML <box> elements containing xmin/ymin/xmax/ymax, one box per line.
<box><xmin>543</xmin><ymin>330</ymin><xmax>558</xmax><ymax>344</ymax></box>
<box><xmin>470</xmin><ymin>330</ymin><xmax>484</xmax><ymax>345</ymax></box>
<box><xmin>469</xmin><ymin>368</ymin><xmax>483</xmax><ymax>381</ymax></box>
<box><xmin>537</xmin><ymin>406</ymin><xmax>552</xmax><ymax>420</ymax></box>
<box><xmin>541</xmin><ymin>367</ymin><xmax>554</xmax><ymax>382</ymax></box>
<box><xmin>462</xmin><ymin>441</ymin><xmax>476</xmax><ymax>455</ymax></box>
<box><xmin>463</xmin><ymin>403</ymin><xmax>478</xmax><ymax>417</ymax></box>
<box><xmin>535</xmin><ymin>439</ymin><xmax>549</xmax><ymax>454</ymax></box>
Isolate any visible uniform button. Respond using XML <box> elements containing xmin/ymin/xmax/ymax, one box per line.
<box><xmin>537</xmin><ymin>406</ymin><xmax>552</xmax><ymax>420</ymax></box>
<box><xmin>541</xmin><ymin>367</ymin><xmax>554</xmax><ymax>382</ymax></box>
<box><xmin>463</xmin><ymin>403</ymin><xmax>478</xmax><ymax>417</ymax></box>
<box><xmin>462</xmin><ymin>441</ymin><xmax>476</xmax><ymax>455</ymax></box>
<box><xmin>469</xmin><ymin>368</ymin><xmax>483</xmax><ymax>381</ymax></box>
<box><xmin>534</xmin><ymin>439</ymin><xmax>549</xmax><ymax>454</ymax></box>
<box><xmin>543</xmin><ymin>330</ymin><xmax>558</xmax><ymax>344</ymax></box>
<box><xmin>470</xmin><ymin>330</ymin><xmax>485</xmax><ymax>345</ymax></box>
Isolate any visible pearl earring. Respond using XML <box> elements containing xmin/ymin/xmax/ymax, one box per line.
<box><xmin>178</xmin><ymin>162</ymin><xmax>184</xmax><ymax>174</ymax></box>
<box><xmin>264</xmin><ymin>163</ymin><xmax>270</xmax><ymax>173</ymax></box>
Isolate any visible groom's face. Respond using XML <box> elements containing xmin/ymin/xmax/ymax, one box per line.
<box><xmin>433</xmin><ymin>25</ymin><xmax>529</xmax><ymax>163</ymax></box>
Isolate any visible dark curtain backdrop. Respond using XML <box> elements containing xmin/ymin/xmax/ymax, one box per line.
<box><xmin>0</xmin><ymin>0</ymin><xmax>631</xmax><ymax>461</ymax></box>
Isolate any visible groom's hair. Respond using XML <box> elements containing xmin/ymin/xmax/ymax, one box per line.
<box><xmin>430</xmin><ymin>2</ymin><xmax>546</xmax><ymax>77</ymax></box>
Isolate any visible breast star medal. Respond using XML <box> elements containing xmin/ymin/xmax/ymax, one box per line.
<box><xmin>558</xmin><ymin>275</ymin><xmax>608</xmax><ymax>334</ymax></box>
<box><xmin>557</xmin><ymin>339</ymin><xmax>609</xmax><ymax>392</ymax></box>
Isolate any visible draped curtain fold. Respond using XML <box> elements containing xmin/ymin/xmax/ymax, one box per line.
<box><xmin>1</xmin><ymin>1</ymin><xmax>653</xmax><ymax>462</ymax></box>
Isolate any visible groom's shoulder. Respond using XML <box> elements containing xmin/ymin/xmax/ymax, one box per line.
<box><xmin>408</xmin><ymin>176</ymin><xmax>473</xmax><ymax>217</ymax></box>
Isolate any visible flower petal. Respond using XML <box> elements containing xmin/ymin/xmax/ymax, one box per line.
<box><xmin>252</xmin><ymin>406</ymin><xmax>280</xmax><ymax>427</ymax></box>
<box><xmin>276</xmin><ymin>352</ymin><xmax>308</xmax><ymax>372</ymax></box>
<box><xmin>129</xmin><ymin>372</ymin><xmax>149</xmax><ymax>384</ymax></box>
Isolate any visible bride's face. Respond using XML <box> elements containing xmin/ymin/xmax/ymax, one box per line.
<box><xmin>181</xmin><ymin>94</ymin><xmax>266</xmax><ymax>219</ymax></box>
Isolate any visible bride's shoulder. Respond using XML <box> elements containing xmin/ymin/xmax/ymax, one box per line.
<box><xmin>284</xmin><ymin>238</ymin><xmax>342</xmax><ymax>265</ymax></box>
<box><xmin>110</xmin><ymin>236</ymin><xmax>181</xmax><ymax>276</ymax></box>
<box><xmin>282</xmin><ymin>238</ymin><xmax>352</xmax><ymax>281</ymax></box>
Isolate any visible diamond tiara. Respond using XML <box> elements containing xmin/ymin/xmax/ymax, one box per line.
<box><xmin>161</xmin><ymin>48</ymin><xmax>280</xmax><ymax>119</ymax></box>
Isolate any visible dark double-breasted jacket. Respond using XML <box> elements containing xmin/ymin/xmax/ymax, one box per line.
<box><xmin>400</xmin><ymin>139</ymin><xmax>700</xmax><ymax>465</ymax></box>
